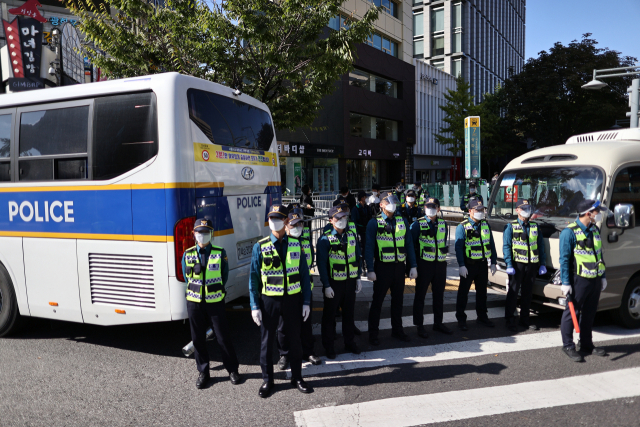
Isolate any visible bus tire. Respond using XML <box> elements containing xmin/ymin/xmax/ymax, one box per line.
<box><xmin>612</xmin><ymin>277</ymin><xmax>640</xmax><ymax>329</ymax></box>
<box><xmin>0</xmin><ymin>264</ymin><xmax>23</xmax><ymax>337</ymax></box>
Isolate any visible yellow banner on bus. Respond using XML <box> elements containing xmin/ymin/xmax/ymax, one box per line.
<box><xmin>193</xmin><ymin>142</ymin><xmax>278</xmax><ymax>167</ymax></box>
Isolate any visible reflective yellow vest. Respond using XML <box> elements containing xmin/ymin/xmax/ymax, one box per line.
<box><xmin>259</xmin><ymin>236</ymin><xmax>302</xmax><ymax>296</ymax></box>
<box><xmin>511</xmin><ymin>220</ymin><xmax>539</xmax><ymax>264</ymax></box>
<box><xmin>417</xmin><ymin>217</ymin><xmax>447</xmax><ymax>262</ymax></box>
<box><xmin>568</xmin><ymin>222</ymin><xmax>605</xmax><ymax>279</ymax></box>
<box><xmin>375</xmin><ymin>215</ymin><xmax>407</xmax><ymax>263</ymax></box>
<box><xmin>462</xmin><ymin>219</ymin><xmax>492</xmax><ymax>260</ymax></box>
<box><xmin>325</xmin><ymin>229</ymin><xmax>359</xmax><ymax>280</ymax></box>
<box><xmin>185</xmin><ymin>245</ymin><xmax>224</xmax><ymax>303</ymax></box>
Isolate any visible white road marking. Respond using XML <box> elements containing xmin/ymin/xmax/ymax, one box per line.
<box><xmin>292</xmin><ymin>326</ymin><xmax>640</xmax><ymax>378</ymax></box>
<box><xmin>294</xmin><ymin>366</ymin><xmax>640</xmax><ymax>427</ymax></box>
<box><xmin>312</xmin><ymin>306</ymin><xmax>506</xmax><ymax>336</ymax></box>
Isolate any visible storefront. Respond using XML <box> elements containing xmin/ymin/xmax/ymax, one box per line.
<box><xmin>277</xmin><ymin>142</ymin><xmax>342</xmax><ymax>195</ymax></box>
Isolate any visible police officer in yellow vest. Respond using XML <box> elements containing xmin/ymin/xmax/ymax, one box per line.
<box><xmin>454</xmin><ymin>198</ymin><xmax>498</xmax><ymax>330</ymax></box>
<box><xmin>503</xmin><ymin>199</ymin><xmax>547</xmax><ymax>332</ymax></box>
<box><xmin>410</xmin><ymin>197</ymin><xmax>453</xmax><ymax>337</ymax></box>
<box><xmin>182</xmin><ymin>218</ymin><xmax>241</xmax><ymax>389</ymax></box>
<box><xmin>365</xmin><ymin>191</ymin><xmax>418</xmax><ymax>345</ymax></box>
<box><xmin>317</xmin><ymin>205</ymin><xmax>363</xmax><ymax>358</ymax></box>
<box><xmin>249</xmin><ymin>205</ymin><xmax>313</xmax><ymax>398</ymax></box>
<box><xmin>276</xmin><ymin>209</ymin><xmax>321</xmax><ymax>370</ymax></box>
<box><xmin>559</xmin><ymin>200</ymin><xmax>608</xmax><ymax>362</ymax></box>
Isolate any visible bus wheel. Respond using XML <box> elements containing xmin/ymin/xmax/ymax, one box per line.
<box><xmin>613</xmin><ymin>277</ymin><xmax>640</xmax><ymax>329</ymax></box>
<box><xmin>0</xmin><ymin>265</ymin><xmax>23</xmax><ymax>337</ymax></box>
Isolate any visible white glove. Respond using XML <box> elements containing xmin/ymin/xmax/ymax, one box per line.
<box><xmin>601</xmin><ymin>278</ymin><xmax>607</xmax><ymax>291</ymax></box>
<box><xmin>367</xmin><ymin>272</ymin><xmax>377</xmax><ymax>282</ymax></box>
<box><xmin>459</xmin><ymin>266</ymin><xmax>468</xmax><ymax>278</ymax></box>
<box><xmin>302</xmin><ymin>305</ymin><xmax>310</xmax><ymax>322</ymax></box>
<box><xmin>409</xmin><ymin>267</ymin><xmax>418</xmax><ymax>279</ymax></box>
<box><xmin>356</xmin><ymin>279</ymin><xmax>362</xmax><ymax>293</ymax></box>
<box><xmin>490</xmin><ymin>264</ymin><xmax>497</xmax><ymax>276</ymax></box>
<box><xmin>324</xmin><ymin>287</ymin><xmax>334</xmax><ymax>298</ymax></box>
<box><xmin>561</xmin><ymin>285</ymin><xmax>572</xmax><ymax>296</ymax></box>
<box><xmin>251</xmin><ymin>309</ymin><xmax>262</xmax><ymax>326</ymax></box>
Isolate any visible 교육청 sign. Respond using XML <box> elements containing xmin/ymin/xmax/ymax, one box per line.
<box><xmin>193</xmin><ymin>142</ymin><xmax>277</xmax><ymax>167</ymax></box>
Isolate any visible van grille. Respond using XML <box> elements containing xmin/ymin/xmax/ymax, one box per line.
<box><xmin>89</xmin><ymin>253</ymin><xmax>155</xmax><ymax>309</ymax></box>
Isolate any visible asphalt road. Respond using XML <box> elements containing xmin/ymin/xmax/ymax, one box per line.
<box><xmin>1</xmin><ymin>287</ymin><xmax>639</xmax><ymax>427</ymax></box>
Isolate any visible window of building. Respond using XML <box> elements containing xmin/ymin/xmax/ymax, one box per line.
<box><xmin>349</xmin><ymin>113</ymin><xmax>398</xmax><ymax>141</ymax></box>
<box><xmin>452</xmin><ymin>32</ymin><xmax>462</xmax><ymax>53</ymax></box>
<box><xmin>432</xmin><ymin>35</ymin><xmax>444</xmax><ymax>56</ymax></box>
<box><xmin>0</xmin><ymin>114</ymin><xmax>10</xmax><ymax>182</ymax></box>
<box><xmin>329</xmin><ymin>14</ymin><xmax>349</xmax><ymax>31</ymax></box>
<box><xmin>348</xmin><ymin>69</ymin><xmax>397</xmax><ymax>98</ymax></box>
<box><xmin>453</xmin><ymin>2</ymin><xmax>462</xmax><ymax>28</ymax></box>
<box><xmin>431</xmin><ymin>7</ymin><xmax>445</xmax><ymax>57</ymax></box>
<box><xmin>366</xmin><ymin>33</ymin><xmax>399</xmax><ymax>58</ymax></box>
<box><xmin>431</xmin><ymin>7</ymin><xmax>444</xmax><ymax>32</ymax></box>
<box><xmin>414</xmin><ymin>39</ymin><xmax>424</xmax><ymax>57</ymax></box>
<box><xmin>348</xmin><ymin>69</ymin><xmax>370</xmax><ymax>89</ymax></box>
<box><xmin>452</xmin><ymin>59</ymin><xmax>462</xmax><ymax>77</ymax></box>
<box><xmin>431</xmin><ymin>60</ymin><xmax>444</xmax><ymax>70</ymax></box>
<box><xmin>372</xmin><ymin>0</ymin><xmax>398</xmax><ymax>19</ymax></box>
<box><xmin>346</xmin><ymin>159</ymin><xmax>379</xmax><ymax>190</ymax></box>
<box><xmin>413</xmin><ymin>12</ymin><xmax>424</xmax><ymax>36</ymax></box>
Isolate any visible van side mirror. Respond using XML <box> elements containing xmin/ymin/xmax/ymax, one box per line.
<box><xmin>614</xmin><ymin>203</ymin><xmax>635</xmax><ymax>229</ymax></box>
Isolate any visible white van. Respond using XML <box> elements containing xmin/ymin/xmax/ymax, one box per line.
<box><xmin>488</xmin><ymin>128</ymin><xmax>640</xmax><ymax>328</ymax></box>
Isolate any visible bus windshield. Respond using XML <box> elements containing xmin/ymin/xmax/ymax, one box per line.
<box><xmin>489</xmin><ymin>166</ymin><xmax>605</xmax><ymax>229</ymax></box>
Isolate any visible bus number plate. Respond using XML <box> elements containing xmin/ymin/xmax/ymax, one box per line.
<box><xmin>237</xmin><ymin>238</ymin><xmax>259</xmax><ymax>261</ymax></box>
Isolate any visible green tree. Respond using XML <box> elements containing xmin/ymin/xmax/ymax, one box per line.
<box><xmin>64</xmin><ymin>0</ymin><xmax>380</xmax><ymax>130</ymax></box>
<box><xmin>501</xmin><ymin>34</ymin><xmax>637</xmax><ymax>148</ymax></box>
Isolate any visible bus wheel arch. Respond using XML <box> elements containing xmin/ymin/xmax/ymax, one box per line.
<box><xmin>612</xmin><ymin>275</ymin><xmax>640</xmax><ymax>329</ymax></box>
<box><xmin>0</xmin><ymin>262</ymin><xmax>24</xmax><ymax>337</ymax></box>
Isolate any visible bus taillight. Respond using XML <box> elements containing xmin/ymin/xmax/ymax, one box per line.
<box><xmin>174</xmin><ymin>216</ymin><xmax>196</xmax><ymax>282</ymax></box>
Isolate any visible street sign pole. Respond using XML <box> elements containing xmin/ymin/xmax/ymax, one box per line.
<box><xmin>464</xmin><ymin>116</ymin><xmax>481</xmax><ymax>179</ymax></box>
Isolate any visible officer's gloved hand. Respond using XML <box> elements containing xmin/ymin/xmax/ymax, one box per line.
<box><xmin>409</xmin><ymin>267</ymin><xmax>418</xmax><ymax>280</ymax></box>
<box><xmin>459</xmin><ymin>266</ymin><xmax>468</xmax><ymax>278</ymax></box>
<box><xmin>324</xmin><ymin>287</ymin><xmax>334</xmax><ymax>298</ymax></box>
<box><xmin>356</xmin><ymin>279</ymin><xmax>362</xmax><ymax>293</ymax></box>
<box><xmin>367</xmin><ymin>272</ymin><xmax>377</xmax><ymax>282</ymax></box>
<box><xmin>561</xmin><ymin>285</ymin><xmax>572</xmax><ymax>296</ymax></box>
<box><xmin>490</xmin><ymin>264</ymin><xmax>497</xmax><ymax>276</ymax></box>
<box><xmin>302</xmin><ymin>305</ymin><xmax>310</xmax><ymax>322</ymax></box>
<box><xmin>539</xmin><ymin>265</ymin><xmax>547</xmax><ymax>275</ymax></box>
<box><xmin>506</xmin><ymin>267</ymin><xmax>516</xmax><ymax>275</ymax></box>
<box><xmin>251</xmin><ymin>309</ymin><xmax>262</xmax><ymax>326</ymax></box>
<box><xmin>601</xmin><ymin>278</ymin><xmax>607</xmax><ymax>291</ymax></box>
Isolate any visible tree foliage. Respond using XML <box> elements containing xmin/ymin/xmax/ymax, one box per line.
<box><xmin>64</xmin><ymin>0</ymin><xmax>380</xmax><ymax>130</ymax></box>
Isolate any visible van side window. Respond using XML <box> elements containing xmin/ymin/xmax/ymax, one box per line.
<box><xmin>0</xmin><ymin>114</ymin><xmax>11</xmax><ymax>182</ymax></box>
<box><xmin>611</xmin><ymin>166</ymin><xmax>640</xmax><ymax>223</ymax></box>
<box><xmin>19</xmin><ymin>107</ymin><xmax>89</xmax><ymax>181</ymax></box>
<box><xmin>92</xmin><ymin>92</ymin><xmax>158</xmax><ymax>180</ymax></box>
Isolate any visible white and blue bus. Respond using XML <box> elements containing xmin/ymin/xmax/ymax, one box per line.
<box><xmin>0</xmin><ymin>73</ymin><xmax>281</xmax><ymax>336</ymax></box>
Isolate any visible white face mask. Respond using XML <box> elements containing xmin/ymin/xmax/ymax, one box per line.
<box><xmin>593</xmin><ymin>212</ymin><xmax>603</xmax><ymax>223</ymax></box>
<box><xmin>335</xmin><ymin>218</ymin><xmax>348</xmax><ymax>230</ymax></box>
<box><xmin>269</xmin><ymin>219</ymin><xmax>285</xmax><ymax>232</ymax></box>
<box><xmin>469</xmin><ymin>188</ymin><xmax>476</xmax><ymax>194</ymax></box>
<box><xmin>520</xmin><ymin>209</ymin><xmax>531</xmax><ymax>219</ymax></box>
<box><xmin>195</xmin><ymin>232</ymin><xmax>212</xmax><ymax>245</ymax></box>
<box><xmin>385</xmin><ymin>203</ymin><xmax>396</xmax><ymax>214</ymax></box>
<box><xmin>473</xmin><ymin>211</ymin><xmax>485</xmax><ymax>220</ymax></box>
<box><xmin>426</xmin><ymin>208</ymin><xmax>437</xmax><ymax>217</ymax></box>
<box><xmin>288</xmin><ymin>225</ymin><xmax>303</xmax><ymax>237</ymax></box>
<box><xmin>406</xmin><ymin>197</ymin><xmax>416</xmax><ymax>203</ymax></box>
<box><xmin>372</xmin><ymin>191</ymin><xmax>378</xmax><ymax>196</ymax></box>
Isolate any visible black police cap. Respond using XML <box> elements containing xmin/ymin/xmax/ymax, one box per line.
<box><xmin>194</xmin><ymin>218</ymin><xmax>213</xmax><ymax>232</ymax></box>
<box><xmin>267</xmin><ymin>204</ymin><xmax>289</xmax><ymax>219</ymax></box>
<box><xmin>329</xmin><ymin>205</ymin><xmax>349</xmax><ymax>219</ymax></box>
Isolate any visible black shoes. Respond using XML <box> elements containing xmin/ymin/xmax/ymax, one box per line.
<box><xmin>229</xmin><ymin>372</ymin><xmax>242</xmax><ymax>385</ymax></box>
<box><xmin>277</xmin><ymin>355</ymin><xmax>289</xmax><ymax>371</ymax></box>
<box><xmin>506</xmin><ymin>318</ymin><xmax>518</xmax><ymax>332</ymax></box>
<box><xmin>259</xmin><ymin>381</ymin><xmax>274</xmax><ymax>398</ymax></box>
<box><xmin>563</xmin><ymin>346</ymin><xmax>585</xmax><ymax>362</ymax></box>
<box><xmin>354</xmin><ymin>326</ymin><xmax>362</xmax><ymax>335</ymax></box>
<box><xmin>416</xmin><ymin>326</ymin><xmax>429</xmax><ymax>339</ymax></box>
<box><xmin>577</xmin><ymin>341</ymin><xmax>607</xmax><ymax>357</ymax></box>
<box><xmin>477</xmin><ymin>317</ymin><xmax>495</xmax><ymax>327</ymax></box>
<box><xmin>326</xmin><ymin>350</ymin><xmax>337</xmax><ymax>360</ymax></box>
<box><xmin>345</xmin><ymin>343</ymin><xmax>361</xmax><ymax>355</ymax></box>
<box><xmin>458</xmin><ymin>321</ymin><xmax>469</xmax><ymax>331</ymax></box>
<box><xmin>291</xmin><ymin>379</ymin><xmax>314</xmax><ymax>394</ymax></box>
<box><xmin>369</xmin><ymin>337</ymin><xmax>380</xmax><ymax>346</ymax></box>
<box><xmin>392</xmin><ymin>331</ymin><xmax>411</xmax><ymax>342</ymax></box>
<box><xmin>304</xmin><ymin>355</ymin><xmax>323</xmax><ymax>365</ymax></box>
<box><xmin>196</xmin><ymin>371</ymin><xmax>210</xmax><ymax>389</ymax></box>
<box><xmin>433</xmin><ymin>323</ymin><xmax>453</xmax><ymax>335</ymax></box>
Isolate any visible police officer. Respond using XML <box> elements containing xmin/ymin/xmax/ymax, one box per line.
<box><xmin>503</xmin><ymin>199</ymin><xmax>547</xmax><ymax>332</ymax></box>
<box><xmin>182</xmin><ymin>218</ymin><xmax>241</xmax><ymax>389</ymax></box>
<box><xmin>249</xmin><ymin>205</ymin><xmax>313</xmax><ymax>398</ymax></box>
<box><xmin>369</xmin><ymin>184</ymin><xmax>382</xmax><ymax>216</ymax></box>
<box><xmin>351</xmin><ymin>190</ymin><xmax>371</xmax><ymax>256</ymax></box>
<box><xmin>454</xmin><ymin>198</ymin><xmax>497</xmax><ymax>330</ymax></box>
<box><xmin>323</xmin><ymin>200</ymin><xmax>357</xmax><ymax>235</ymax></box>
<box><xmin>410</xmin><ymin>198</ymin><xmax>453</xmax><ymax>337</ymax></box>
<box><xmin>317</xmin><ymin>205</ymin><xmax>363</xmax><ymax>358</ymax></box>
<box><xmin>418</xmin><ymin>182</ymin><xmax>431</xmax><ymax>206</ymax></box>
<box><xmin>276</xmin><ymin>209</ymin><xmax>321</xmax><ymax>370</ymax></box>
<box><xmin>460</xmin><ymin>181</ymin><xmax>483</xmax><ymax>214</ymax></box>
<box><xmin>401</xmin><ymin>190</ymin><xmax>421</xmax><ymax>225</ymax></box>
<box><xmin>365</xmin><ymin>191</ymin><xmax>418</xmax><ymax>345</ymax></box>
<box><xmin>393</xmin><ymin>182</ymin><xmax>406</xmax><ymax>205</ymax></box>
<box><xmin>559</xmin><ymin>200</ymin><xmax>608</xmax><ymax>362</ymax></box>
<box><xmin>287</xmin><ymin>203</ymin><xmax>311</xmax><ymax>242</ymax></box>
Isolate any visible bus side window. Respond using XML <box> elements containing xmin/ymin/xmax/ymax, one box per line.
<box><xmin>610</xmin><ymin>166</ymin><xmax>640</xmax><ymax>225</ymax></box>
<box><xmin>0</xmin><ymin>114</ymin><xmax>11</xmax><ymax>182</ymax></box>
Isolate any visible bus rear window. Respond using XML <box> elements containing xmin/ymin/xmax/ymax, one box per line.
<box><xmin>91</xmin><ymin>92</ymin><xmax>158</xmax><ymax>180</ymax></box>
<box><xmin>187</xmin><ymin>89</ymin><xmax>275</xmax><ymax>151</ymax></box>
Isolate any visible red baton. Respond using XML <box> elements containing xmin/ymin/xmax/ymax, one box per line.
<box><xmin>567</xmin><ymin>293</ymin><xmax>580</xmax><ymax>333</ymax></box>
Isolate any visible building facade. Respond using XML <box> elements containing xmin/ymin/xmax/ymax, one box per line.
<box><xmin>412</xmin><ymin>0</ymin><xmax>526</xmax><ymax>102</ymax></box>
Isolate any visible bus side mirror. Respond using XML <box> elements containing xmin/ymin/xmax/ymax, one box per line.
<box><xmin>614</xmin><ymin>203</ymin><xmax>635</xmax><ymax>229</ymax></box>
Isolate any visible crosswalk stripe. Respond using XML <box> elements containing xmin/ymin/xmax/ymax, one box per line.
<box><xmin>294</xmin><ymin>366</ymin><xmax>640</xmax><ymax>427</ymax></box>
<box><xmin>290</xmin><ymin>326</ymin><xmax>640</xmax><ymax>378</ymax></box>
<box><xmin>312</xmin><ymin>306</ymin><xmax>506</xmax><ymax>335</ymax></box>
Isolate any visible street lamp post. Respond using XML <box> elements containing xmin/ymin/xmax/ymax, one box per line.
<box><xmin>582</xmin><ymin>65</ymin><xmax>640</xmax><ymax>128</ymax></box>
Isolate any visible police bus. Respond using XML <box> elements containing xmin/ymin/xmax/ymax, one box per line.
<box><xmin>0</xmin><ymin>73</ymin><xmax>281</xmax><ymax>336</ymax></box>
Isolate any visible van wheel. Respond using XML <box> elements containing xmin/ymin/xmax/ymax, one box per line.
<box><xmin>0</xmin><ymin>264</ymin><xmax>23</xmax><ymax>337</ymax></box>
<box><xmin>612</xmin><ymin>277</ymin><xmax>640</xmax><ymax>329</ymax></box>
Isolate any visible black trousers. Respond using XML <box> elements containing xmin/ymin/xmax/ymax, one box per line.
<box><xmin>260</xmin><ymin>292</ymin><xmax>303</xmax><ymax>382</ymax></box>
<box><xmin>505</xmin><ymin>262</ymin><xmax>538</xmax><ymax>324</ymax></box>
<box><xmin>368</xmin><ymin>261</ymin><xmax>406</xmax><ymax>338</ymax></box>
<box><xmin>277</xmin><ymin>292</ymin><xmax>316</xmax><ymax>358</ymax></box>
<box><xmin>456</xmin><ymin>261</ymin><xmax>489</xmax><ymax>322</ymax></box>
<box><xmin>413</xmin><ymin>259</ymin><xmax>447</xmax><ymax>326</ymax></box>
<box><xmin>187</xmin><ymin>300</ymin><xmax>239</xmax><ymax>374</ymax></box>
<box><xmin>322</xmin><ymin>278</ymin><xmax>357</xmax><ymax>351</ymax></box>
<box><xmin>561</xmin><ymin>276</ymin><xmax>602</xmax><ymax>349</ymax></box>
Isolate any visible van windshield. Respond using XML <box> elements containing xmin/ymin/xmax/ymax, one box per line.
<box><xmin>489</xmin><ymin>166</ymin><xmax>605</xmax><ymax>230</ymax></box>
